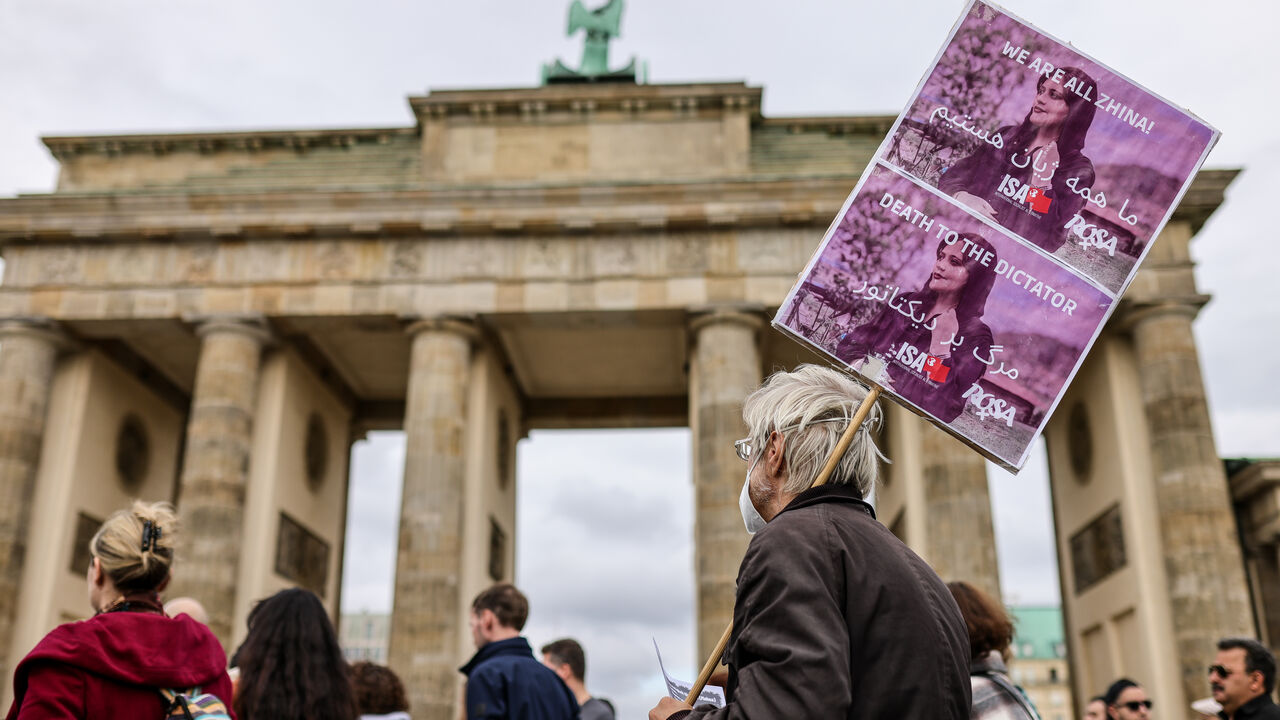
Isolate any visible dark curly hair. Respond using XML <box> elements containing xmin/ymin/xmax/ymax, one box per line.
<box><xmin>232</xmin><ymin>588</ymin><xmax>358</xmax><ymax>720</ymax></box>
<box><xmin>351</xmin><ymin>661</ymin><xmax>409</xmax><ymax>715</ymax></box>
<box><xmin>947</xmin><ymin>581</ymin><xmax>1014</xmax><ymax>661</ymax></box>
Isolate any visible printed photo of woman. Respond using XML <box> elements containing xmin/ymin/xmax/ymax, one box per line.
<box><xmin>836</xmin><ymin>233</ymin><xmax>998</xmax><ymax>423</ymax></box>
<box><xmin>938</xmin><ymin>67</ymin><xmax>1098</xmax><ymax>253</ymax></box>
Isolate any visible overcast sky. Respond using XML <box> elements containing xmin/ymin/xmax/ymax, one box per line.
<box><xmin>3</xmin><ymin>0</ymin><xmax>1277</xmax><ymax>717</ymax></box>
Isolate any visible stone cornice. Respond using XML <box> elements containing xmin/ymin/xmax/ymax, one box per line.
<box><xmin>757</xmin><ymin>115</ymin><xmax>899</xmax><ymax>135</ymax></box>
<box><xmin>409</xmin><ymin>82</ymin><xmax>762</xmax><ymax>123</ymax></box>
<box><xmin>43</xmin><ymin>127</ymin><xmax>416</xmax><ymax>160</ymax></box>
<box><xmin>0</xmin><ymin>176</ymin><xmax>856</xmax><ymax>243</ymax></box>
<box><xmin>0</xmin><ymin>169</ymin><xmax>1239</xmax><ymax>244</ymax></box>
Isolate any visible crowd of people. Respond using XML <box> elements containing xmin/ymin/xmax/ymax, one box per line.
<box><xmin>1</xmin><ymin>500</ymin><xmax>616</xmax><ymax>719</ymax></box>
<box><xmin>4</xmin><ymin>364</ymin><xmax>1277</xmax><ymax>720</ymax></box>
<box><xmin>1076</xmin><ymin>639</ymin><xmax>1280</xmax><ymax>720</ymax></box>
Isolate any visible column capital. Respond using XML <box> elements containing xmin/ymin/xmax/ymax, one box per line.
<box><xmin>188</xmin><ymin>314</ymin><xmax>273</xmax><ymax>345</ymax></box>
<box><xmin>0</xmin><ymin>317</ymin><xmax>73</xmax><ymax>351</ymax></box>
<box><xmin>1113</xmin><ymin>296</ymin><xmax>1207</xmax><ymax>335</ymax></box>
<box><xmin>403</xmin><ymin>315</ymin><xmax>480</xmax><ymax>342</ymax></box>
<box><xmin>687</xmin><ymin>304</ymin><xmax>767</xmax><ymax>335</ymax></box>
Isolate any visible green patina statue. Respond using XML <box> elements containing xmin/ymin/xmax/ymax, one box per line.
<box><xmin>542</xmin><ymin>0</ymin><xmax>644</xmax><ymax>84</ymax></box>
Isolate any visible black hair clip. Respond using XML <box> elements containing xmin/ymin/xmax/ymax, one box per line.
<box><xmin>140</xmin><ymin>521</ymin><xmax>162</xmax><ymax>552</ymax></box>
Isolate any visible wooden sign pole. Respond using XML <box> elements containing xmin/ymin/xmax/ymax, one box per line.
<box><xmin>683</xmin><ymin>382</ymin><xmax>882</xmax><ymax>705</ymax></box>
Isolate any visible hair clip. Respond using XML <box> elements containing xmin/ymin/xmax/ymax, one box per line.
<box><xmin>141</xmin><ymin>521</ymin><xmax>162</xmax><ymax>552</ymax></box>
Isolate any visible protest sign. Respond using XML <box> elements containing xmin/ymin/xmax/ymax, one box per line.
<box><xmin>773</xmin><ymin>0</ymin><xmax>1218</xmax><ymax>470</ymax></box>
<box><xmin>879</xmin><ymin>0</ymin><xmax>1217</xmax><ymax>295</ymax></box>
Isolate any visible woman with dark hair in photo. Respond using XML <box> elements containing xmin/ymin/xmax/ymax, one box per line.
<box><xmin>947</xmin><ymin>581</ymin><xmax>1041</xmax><ymax>720</ymax></box>
<box><xmin>836</xmin><ymin>234</ymin><xmax>997</xmax><ymax>423</ymax></box>
<box><xmin>233</xmin><ymin>588</ymin><xmax>358</xmax><ymax>720</ymax></box>
<box><xmin>939</xmin><ymin>66</ymin><xmax>1098</xmax><ymax>253</ymax></box>
<box><xmin>6</xmin><ymin>501</ymin><xmax>234</xmax><ymax>719</ymax></box>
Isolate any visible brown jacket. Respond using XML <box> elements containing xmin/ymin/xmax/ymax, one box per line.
<box><xmin>681</xmin><ymin>484</ymin><xmax>971</xmax><ymax>720</ymax></box>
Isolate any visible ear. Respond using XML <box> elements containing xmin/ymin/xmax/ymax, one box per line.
<box><xmin>90</xmin><ymin>557</ymin><xmax>105</xmax><ymax>587</ymax></box>
<box><xmin>764</xmin><ymin>431</ymin><xmax>787</xmax><ymax>478</ymax></box>
<box><xmin>156</xmin><ymin>574</ymin><xmax>171</xmax><ymax>593</ymax></box>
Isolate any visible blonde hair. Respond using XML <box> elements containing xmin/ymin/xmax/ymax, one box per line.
<box><xmin>89</xmin><ymin>500</ymin><xmax>178</xmax><ymax>593</ymax></box>
<box><xmin>741</xmin><ymin>364</ymin><xmax>885</xmax><ymax>497</ymax></box>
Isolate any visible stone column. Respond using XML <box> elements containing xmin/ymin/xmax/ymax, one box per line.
<box><xmin>687</xmin><ymin>308</ymin><xmax>763</xmax><ymax>663</ymax></box>
<box><xmin>920</xmin><ymin>423</ymin><xmax>1002</xmax><ymax>602</ymax></box>
<box><xmin>388</xmin><ymin>317</ymin><xmax>477</xmax><ymax>720</ymax></box>
<box><xmin>0</xmin><ymin>319</ymin><xmax>66</xmax><ymax>682</ymax></box>
<box><xmin>172</xmin><ymin>317</ymin><xmax>269</xmax><ymax>648</ymax></box>
<box><xmin>1125</xmin><ymin>302</ymin><xmax>1253</xmax><ymax>706</ymax></box>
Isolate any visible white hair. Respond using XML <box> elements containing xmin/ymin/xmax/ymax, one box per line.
<box><xmin>741</xmin><ymin>364</ymin><xmax>885</xmax><ymax>497</ymax></box>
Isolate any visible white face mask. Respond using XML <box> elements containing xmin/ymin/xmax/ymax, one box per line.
<box><xmin>739</xmin><ymin>453</ymin><xmax>767</xmax><ymax>535</ymax></box>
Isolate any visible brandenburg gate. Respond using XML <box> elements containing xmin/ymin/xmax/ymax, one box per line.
<box><xmin>0</xmin><ymin>76</ymin><xmax>1250</xmax><ymax>719</ymax></box>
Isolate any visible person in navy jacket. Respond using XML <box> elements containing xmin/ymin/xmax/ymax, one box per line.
<box><xmin>459</xmin><ymin>583</ymin><xmax>578</xmax><ymax>720</ymax></box>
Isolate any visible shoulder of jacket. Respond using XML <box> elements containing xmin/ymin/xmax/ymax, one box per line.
<box><xmin>752</xmin><ymin>501</ymin><xmax>853</xmax><ymax>555</ymax></box>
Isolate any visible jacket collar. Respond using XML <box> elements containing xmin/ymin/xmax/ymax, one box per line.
<box><xmin>1221</xmin><ymin>692</ymin><xmax>1278</xmax><ymax>719</ymax></box>
<box><xmin>459</xmin><ymin>636</ymin><xmax>534</xmax><ymax>677</ymax></box>
<box><xmin>776</xmin><ymin>483</ymin><xmax>875</xmax><ymax>520</ymax></box>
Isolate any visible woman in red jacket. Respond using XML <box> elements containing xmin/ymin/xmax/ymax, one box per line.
<box><xmin>6</xmin><ymin>501</ymin><xmax>234</xmax><ymax>719</ymax></box>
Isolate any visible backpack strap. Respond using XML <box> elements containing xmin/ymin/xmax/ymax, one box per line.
<box><xmin>157</xmin><ymin>687</ymin><xmax>200</xmax><ymax>720</ymax></box>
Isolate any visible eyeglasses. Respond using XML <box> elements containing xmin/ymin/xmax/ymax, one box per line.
<box><xmin>1119</xmin><ymin>700</ymin><xmax>1153</xmax><ymax>712</ymax></box>
<box><xmin>1208</xmin><ymin>664</ymin><xmax>1234</xmax><ymax>678</ymax></box>
<box><xmin>733</xmin><ymin>417</ymin><xmax>849</xmax><ymax>462</ymax></box>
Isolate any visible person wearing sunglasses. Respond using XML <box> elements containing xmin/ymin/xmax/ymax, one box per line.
<box><xmin>648</xmin><ymin>364</ymin><xmax>971</xmax><ymax>720</ymax></box>
<box><xmin>1083</xmin><ymin>696</ymin><xmax>1108</xmax><ymax>720</ymax></box>
<box><xmin>1210</xmin><ymin>637</ymin><xmax>1280</xmax><ymax>719</ymax></box>
<box><xmin>1103</xmin><ymin>679</ymin><xmax>1153</xmax><ymax>720</ymax></box>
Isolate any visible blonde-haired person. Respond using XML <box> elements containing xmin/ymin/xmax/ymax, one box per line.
<box><xmin>6</xmin><ymin>501</ymin><xmax>234</xmax><ymax>719</ymax></box>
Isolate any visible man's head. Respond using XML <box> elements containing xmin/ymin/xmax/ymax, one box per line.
<box><xmin>739</xmin><ymin>365</ymin><xmax>884</xmax><ymax>521</ymax></box>
<box><xmin>1083</xmin><ymin>696</ymin><xmax>1107</xmax><ymax>720</ymax></box>
<box><xmin>1211</xmin><ymin>637</ymin><xmax>1276</xmax><ymax>714</ymax></box>
<box><xmin>1104</xmin><ymin>679</ymin><xmax>1152</xmax><ymax>720</ymax></box>
<box><xmin>541</xmin><ymin>638</ymin><xmax>587</xmax><ymax>688</ymax></box>
<box><xmin>469</xmin><ymin>583</ymin><xmax>528</xmax><ymax>649</ymax></box>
